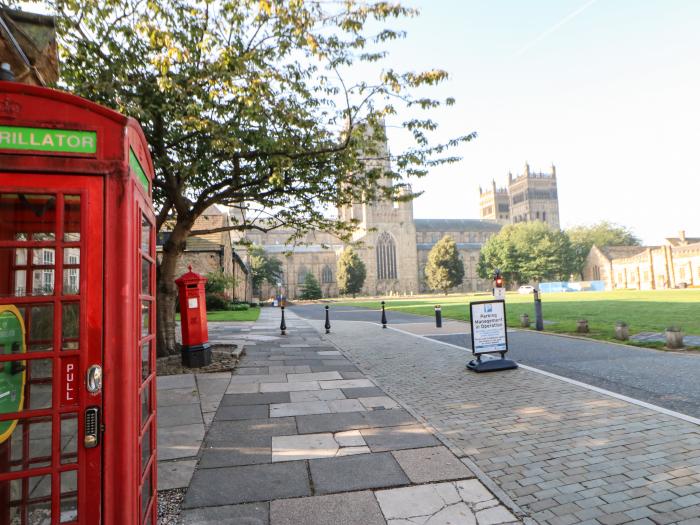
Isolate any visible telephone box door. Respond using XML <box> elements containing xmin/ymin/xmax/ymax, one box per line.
<box><xmin>0</xmin><ymin>174</ymin><xmax>103</xmax><ymax>524</ymax></box>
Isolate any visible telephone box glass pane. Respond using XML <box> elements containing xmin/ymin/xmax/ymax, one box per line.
<box><xmin>60</xmin><ymin>413</ymin><xmax>78</xmax><ymax>465</ymax></box>
<box><xmin>60</xmin><ymin>469</ymin><xmax>78</xmax><ymax>522</ymax></box>
<box><xmin>141</xmin><ymin>215</ymin><xmax>151</xmax><ymax>254</ymax></box>
<box><xmin>26</xmin><ymin>359</ymin><xmax>53</xmax><ymax>410</ymax></box>
<box><xmin>63</xmin><ymin>195</ymin><xmax>81</xmax><ymax>242</ymax></box>
<box><xmin>6</xmin><ymin>416</ymin><xmax>52</xmax><ymax>472</ymax></box>
<box><xmin>141</xmin><ymin>257</ymin><xmax>150</xmax><ymax>295</ymax></box>
<box><xmin>61</xmin><ymin>303</ymin><xmax>79</xmax><ymax>350</ymax></box>
<box><xmin>26</xmin><ymin>304</ymin><xmax>53</xmax><ymax>352</ymax></box>
<box><xmin>141</xmin><ymin>341</ymin><xmax>150</xmax><ymax>381</ymax></box>
<box><xmin>141</xmin><ymin>467</ymin><xmax>152</xmax><ymax>519</ymax></box>
<box><xmin>0</xmin><ymin>193</ymin><xmax>56</xmax><ymax>241</ymax></box>
<box><xmin>141</xmin><ymin>425</ymin><xmax>151</xmax><ymax>474</ymax></box>
<box><xmin>0</xmin><ymin>474</ymin><xmax>52</xmax><ymax>524</ymax></box>
<box><xmin>31</xmin><ymin>269</ymin><xmax>55</xmax><ymax>295</ymax></box>
<box><xmin>141</xmin><ymin>385</ymin><xmax>150</xmax><ymax>428</ymax></box>
<box><xmin>141</xmin><ymin>301</ymin><xmax>150</xmax><ymax>336</ymax></box>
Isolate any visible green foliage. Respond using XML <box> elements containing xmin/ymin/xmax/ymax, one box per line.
<box><xmin>230</xmin><ymin>302</ymin><xmax>250</xmax><ymax>311</ymax></box>
<box><xmin>478</xmin><ymin>222</ymin><xmax>574</xmax><ymax>285</ymax></box>
<box><xmin>52</xmin><ymin>0</ymin><xmax>473</xmax><ymax>241</ymax></box>
<box><xmin>337</xmin><ymin>247</ymin><xmax>366</xmax><ymax>297</ymax></box>
<box><xmin>566</xmin><ymin>222</ymin><xmax>641</xmax><ymax>278</ymax></box>
<box><xmin>205</xmin><ymin>271</ymin><xmax>236</xmax><ymax>295</ymax></box>
<box><xmin>48</xmin><ymin>0</ymin><xmax>473</xmax><ymax>353</ymax></box>
<box><xmin>424</xmin><ymin>235</ymin><xmax>464</xmax><ymax>294</ymax></box>
<box><xmin>299</xmin><ymin>272</ymin><xmax>323</xmax><ymax>300</ymax></box>
<box><xmin>249</xmin><ymin>245</ymin><xmax>283</xmax><ymax>295</ymax></box>
<box><xmin>205</xmin><ymin>293</ymin><xmax>230</xmax><ymax>311</ymax></box>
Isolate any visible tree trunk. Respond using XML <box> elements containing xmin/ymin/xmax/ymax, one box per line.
<box><xmin>156</xmin><ymin>219</ymin><xmax>193</xmax><ymax>357</ymax></box>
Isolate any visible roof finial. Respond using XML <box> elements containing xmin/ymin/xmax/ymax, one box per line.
<box><xmin>188</xmin><ymin>265</ymin><xmax>193</xmax><ymax>272</ymax></box>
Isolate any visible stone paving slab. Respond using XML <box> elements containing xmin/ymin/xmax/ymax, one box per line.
<box><xmin>157</xmin><ymin>403</ymin><xmax>203</xmax><ymax>428</ymax></box>
<box><xmin>215</xmin><ymin>404</ymin><xmax>269</xmax><ymax>421</ymax></box>
<box><xmin>205</xmin><ymin>417</ymin><xmax>297</xmax><ymax>441</ymax></box>
<box><xmin>360</xmin><ymin>424</ymin><xmax>441</xmax><ymax>452</ymax></box>
<box><xmin>157</xmin><ymin>459</ymin><xmax>198</xmax><ymax>490</ymax></box>
<box><xmin>183</xmin><ymin>461</ymin><xmax>312</xmax><ymax>508</ymax></box>
<box><xmin>391</xmin><ymin>445</ymin><xmax>474</xmax><ymax>483</ymax></box>
<box><xmin>220</xmin><ymin>392</ymin><xmax>291</xmax><ymax>406</ymax></box>
<box><xmin>198</xmin><ymin>436</ymin><xmax>272</xmax><ymax>468</ymax></box>
<box><xmin>270</xmin><ymin>491</ymin><xmax>385</xmax><ymax>525</ymax></box>
<box><xmin>157</xmin><ymin>422</ymin><xmax>206</xmax><ymax>460</ymax></box>
<box><xmin>309</xmin><ymin>451</ymin><xmax>410</xmax><ymax>494</ymax></box>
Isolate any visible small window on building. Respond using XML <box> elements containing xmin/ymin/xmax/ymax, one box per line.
<box><xmin>542</xmin><ymin>211</ymin><xmax>546</xmax><ymax>220</ymax></box>
<box><xmin>321</xmin><ymin>265</ymin><xmax>333</xmax><ymax>284</ymax></box>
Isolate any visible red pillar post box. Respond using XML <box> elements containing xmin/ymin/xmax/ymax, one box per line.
<box><xmin>0</xmin><ymin>81</ymin><xmax>158</xmax><ymax>524</ymax></box>
<box><xmin>176</xmin><ymin>267</ymin><xmax>212</xmax><ymax>367</ymax></box>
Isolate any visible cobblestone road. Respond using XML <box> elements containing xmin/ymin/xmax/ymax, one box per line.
<box><xmin>320</xmin><ymin>320</ymin><xmax>700</xmax><ymax>525</ymax></box>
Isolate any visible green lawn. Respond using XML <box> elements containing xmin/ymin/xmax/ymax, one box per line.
<box><xmin>176</xmin><ymin>307</ymin><xmax>260</xmax><ymax>322</ymax></box>
<box><xmin>332</xmin><ymin>290</ymin><xmax>700</xmax><ymax>347</ymax></box>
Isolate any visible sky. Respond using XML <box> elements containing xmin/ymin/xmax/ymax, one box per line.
<box><xmin>17</xmin><ymin>1</ymin><xmax>698</xmax><ymax>244</ymax></box>
<box><xmin>360</xmin><ymin>0</ymin><xmax>700</xmax><ymax>245</ymax></box>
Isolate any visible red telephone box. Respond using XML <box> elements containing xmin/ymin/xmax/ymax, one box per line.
<box><xmin>0</xmin><ymin>82</ymin><xmax>157</xmax><ymax>524</ymax></box>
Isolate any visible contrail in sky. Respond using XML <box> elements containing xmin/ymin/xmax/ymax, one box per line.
<box><xmin>513</xmin><ymin>0</ymin><xmax>600</xmax><ymax>58</ymax></box>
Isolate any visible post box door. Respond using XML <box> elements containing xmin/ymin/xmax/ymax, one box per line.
<box><xmin>0</xmin><ymin>175</ymin><xmax>103</xmax><ymax>525</ymax></box>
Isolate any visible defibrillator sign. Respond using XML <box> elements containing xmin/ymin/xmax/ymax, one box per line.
<box><xmin>469</xmin><ymin>299</ymin><xmax>508</xmax><ymax>355</ymax></box>
<box><xmin>0</xmin><ymin>305</ymin><xmax>26</xmax><ymax>444</ymax></box>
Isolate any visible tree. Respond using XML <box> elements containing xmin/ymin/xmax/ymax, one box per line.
<box><xmin>337</xmin><ymin>247</ymin><xmax>366</xmax><ymax>298</ymax></box>
<box><xmin>248</xmin><ymin>245</ymin><xmax>283</xmax><ymax>296</ymax></box>
<box><xmin>567</xmin><ymin>222</ymin><xmax>641</xmax><ymax>279</ymax></box>
<box><xmin>47</xmin><ymin>0</ymin><xmax>474</xmax><ymax>355</ymax></box>
<box><xmin>299</xmin><ymin>272</ymin><xmax>323</xmax><ymax>300</ymax></box>
<box><xmin>425</xmin><ymin>235</ymin><xmax>464</xmax><ymax>294</ymax></box>
<box><xmin>478</xmin><ymin>222</ymin><xmax>574</xmax><ymax>286</ymax></box>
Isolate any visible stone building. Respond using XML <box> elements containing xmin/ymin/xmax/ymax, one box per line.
<box><xmin>238</xmin><ymin>130</ymin><xmax>502</xmax><ymax>300</ymax></box>
<box><xmin>158</xmin><ymin>206</ymin><xmax>252</xmax><ymax>302</ymax></box>
<box><xmin>583</xmin><ymin>231</ymin><xmax>700</xmax><ymax>290</ymax></box>
<box><xmin>479</xmin><ymin>164</ymin><xmax>560</xmax><ymax>230</ymax></box>
<box><xmin>0</xmin><ymin>7</ymin><xmax>58</xmax><ymax>86</ymax></box>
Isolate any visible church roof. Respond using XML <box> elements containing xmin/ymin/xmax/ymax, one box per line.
<box><xmin>261</xmin><ymin>244</ymin><xmax>342</xmax><ymax>254</ymax></box>
<box><xmin>599</xmin><ymin>246</ymin><xmax>649</xmax><ymax>260</ymax></box>
<box><xmin>414</xmin><ymin>219</ymin><xmax>502</xmax><ymax>232</ymax></box>
<box><xmin>417</xmin><ymin>243</ymin><xmax>483</xmax><ymax>251</ymax></box>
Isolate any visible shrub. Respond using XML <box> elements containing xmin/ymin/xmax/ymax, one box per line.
<box><xmin>206</xmin><ymin>293</ymin><xmax>229</xmax><ymax>311</ymax></box>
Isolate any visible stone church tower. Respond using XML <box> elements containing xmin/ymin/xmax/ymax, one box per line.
<box><xmin>338</xmin><ymin>125</ymin><xmax>419</xmax><ymax>295</ymax></box>
<box><xmin>479</xmin><ymin>163</ymin><xmax>560</xmax><ymax>230</ymax></box>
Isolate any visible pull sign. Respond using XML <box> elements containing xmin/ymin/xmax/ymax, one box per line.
<box><xmin>61</xmin><ymin>356</ymin><xmax>80</xmax><ymax>407</ymax></box>
<box><xmin>84</xmin><ymin>407</ymin><xmax>100</xmax><ymax>448</ymax></box>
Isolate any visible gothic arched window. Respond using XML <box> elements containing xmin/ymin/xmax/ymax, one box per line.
<box><xmin>376</xmin><ymin>232</ymin><xmax>397</xmax><ymax>280</ymax></box>
<box><xmin>321</xmin><ymin>265</ymin><xmax>333</xmax><ymax>284</ymax></box>
<box><xmin>297</xmin><ymin>266</ymin><xmax>308</xmax><ymax>284</ymax></box>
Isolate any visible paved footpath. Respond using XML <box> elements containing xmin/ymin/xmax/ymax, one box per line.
<box><xmin>177</xmin><ymin>308</ymin><xmax>521</xmax><ymax>525</ymax></box>
<box><xmin>292</xmin><ymin>304</ymin><xmax>700</xmax><ymax>419</ymax></box>
<box><xmin>314</xmin><ymin>319</ymin><xmax>700</xmax><ymax>525</ymax></box>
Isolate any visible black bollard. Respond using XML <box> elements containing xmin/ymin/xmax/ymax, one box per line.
<box><xmin>533</xmin><ymin>289</ymin><xmax>543</xmax><ymax>331</ymax></box>
<box><xmin>324</xmin><ymin>305</ymin><xmax>331</xmax><ymax>334</ymax></box>
<box><xmin>280</xmin><ymin>305</ymin><xmax>287</xmax><ymax>335</ymax></box>
<box><xmin>381</xmin><ymin>301</ymin><xmax>387</xmax><ymax>328</ymax></box>
<box><xmin>435</xmin><ymin>304</ymin><xmax>442</xmax><ymax>328</ymax></box>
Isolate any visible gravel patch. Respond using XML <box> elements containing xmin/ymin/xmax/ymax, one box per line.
<box><xmin>157</xmin><ymin>344</ymin><xmax>242</xmax><ymax>376</ymax></box>
<box><xmin>157</xmin><ymin>488</ymin><xmax>186</xmax><ymax>525</ymax></box>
